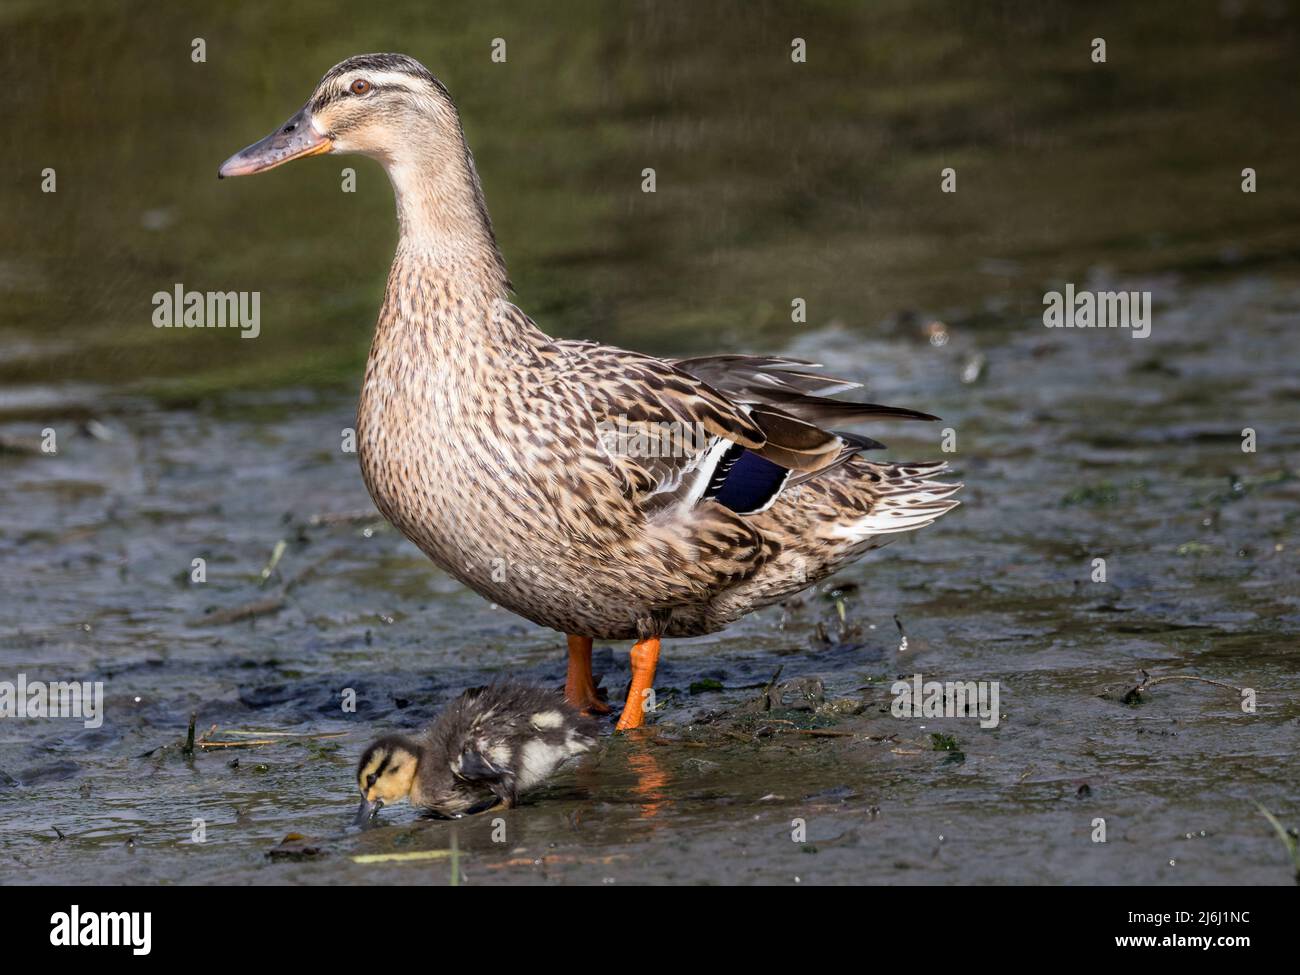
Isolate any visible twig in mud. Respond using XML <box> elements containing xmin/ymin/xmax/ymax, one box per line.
<box><xmin>199</xmin><ymin>739</ymin><xmax>284</xmax><ymax>749</ymax></box>
<box><xmin>182</xmin><ymin>712</ymin><xmax>196</xmax><ymax>756</ymax></box>
<box><xmin>351</xmin><ymin>850</ymin><xmax>454</xmax><ymax>865</ymax></box>
<box><xmin>281</xmin><ymin>546</ymin><xmax>352</xmax><ymax>593</ymax></box>
<box><xmin>894</xmin><ymin>613</ymin><xmax>909</xmax><ymax>653</ymax></box>
<box><xmin>1121</xmin><ymin>670</ymin><xmax>1245</xmax><ymax>705</ymax></box>
<box><xmin>449</xmin><ymin>831</ymin><xmax>460</xmax><ymax>887</ymax></box>
<box><xmin>197</xmin><ymin>729</ymin><xmax>348</xmax><ymax>750</ymax></box>
<box><xmin>188</xmin><ymin>593</ymin><xmax>285</xmax><ymax>627</ymax></box>
<box><xmin>1255</xmin><ymin>802</ymin><xmax>1300</xmax><ymax>882</ymax></box>
<box><xmin>302</xmin><ymin>509</ymin><xmax>384</xmax><ymax>528</ymax></box>
<box><xmin>762</xmin><ymin>666</ymin><xmax>784</xmax><ymax>695</ymax></box>
<box><xmin>259</xmin><ymin>539</ymin><xmax>287</xmax><ymax>586</ymax></box>
<box><xmin>1140</xmin><ymin>674</ymin><xmax>1243</xmax><ymax>692</ymax></box>
<box><xmin>479</xmin><ymin>852</ymin><xmax>629</xmax><ymax>871</ymax></box>
<box><xmin>794</xmin><ymin>728</ymin><xmax>854</xmax><ymax>738</ymax></box>
<box><xmin>0</xmin><ymin>434</ymin><xmax>43</xmax><ymax>455</ymax></box>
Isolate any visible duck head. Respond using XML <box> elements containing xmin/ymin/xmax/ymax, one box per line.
<box><xmin>218</xmin><ymin>53</ymin><xmax>465</xmax><ymax>177</ymax></box>
<box><xmin>353</xmin><ymin>734</ymin><xmax>421</xmax><ymax>826</ymax></box>
<box><xmin>219</xmin><ymin>53</ymin><xmax>507</xmax><ymax>288</ymax></box>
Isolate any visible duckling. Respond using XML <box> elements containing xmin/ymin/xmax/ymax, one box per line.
<box><xmin>354</xmin><ymin>681</ymin><xmax>598</xmax><ymax>824</ymax></box>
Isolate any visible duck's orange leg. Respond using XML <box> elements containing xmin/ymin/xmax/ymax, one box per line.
<box><xmin>565</xmin><ymin>634</ymin><xmax>612</xmax><ymax>715</ymax></box>
<box><xmin>615</xmin><ymin>637</ymin><xmax>661</xmax><ymax>732</ymax></box>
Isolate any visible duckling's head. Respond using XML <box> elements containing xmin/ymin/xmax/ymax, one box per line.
<box><xmin>353</xmin><ymin>734</ymin><xmax>421</xmax><ymax>826</ymax></box>
<box><xmin>218</xmin><ymin>53</ymin><xmax>462</xmax><ymax>178</ymax></box>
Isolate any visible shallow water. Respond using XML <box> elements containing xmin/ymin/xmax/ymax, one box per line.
<box><xmin>2</xmin><ymin>1</ymin><xmax>1299</xmax><ymax>884</ymax></box>
<box><xmin>2</xmin><ymin>272</ymin><xmax>1296</xmax><ymax>885</ymax></box>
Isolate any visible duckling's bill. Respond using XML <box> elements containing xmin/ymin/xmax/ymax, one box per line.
<box><xmin>353</xmin><ymin>794</ymin><xmax>383</xmax><ymax>826</ymax></box>
<box><xmin>218</xmin><ymin>107</ymin><xmax>332</xmax><ymax>178</ymax></box>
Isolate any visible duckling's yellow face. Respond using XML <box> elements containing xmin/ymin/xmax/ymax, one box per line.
<box><xmin>219</xmin><ymin>53</ymin><xmax>459</xmax><ymax>179</ymax></box>
<box><xmin>353</xmin><ymin>736</ymin><xmax>420</xmax><ymax>826</ymax></box>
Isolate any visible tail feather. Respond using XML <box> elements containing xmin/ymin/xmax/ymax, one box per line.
<box><xmin>684</xmin><ymin>458</ymin><xmax>961</xmax><ymax>632</ymax></box>
<box><xmin>833</xmin><ymin>461</ymin><xmax>962</xmax><ymax>539</ymax></box>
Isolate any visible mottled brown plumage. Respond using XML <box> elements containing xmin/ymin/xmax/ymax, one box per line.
<box><xmin>219</xmin><ymin>53</ymin><xmax>960</xmax><ymax>728</ymax></box>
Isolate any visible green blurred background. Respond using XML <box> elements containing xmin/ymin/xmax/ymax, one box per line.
<box><xmin>2</xmin><ymin>0</ymin><xmax>1298</xmax><ymax>397</ymax></box>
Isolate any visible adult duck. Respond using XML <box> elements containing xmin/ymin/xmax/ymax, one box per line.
<box><xmin>219</xmin><ymin>54</ymin><xmax>959</xmax><ymax>731</ymax></box>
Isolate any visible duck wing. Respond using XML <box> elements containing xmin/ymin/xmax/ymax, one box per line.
<box><xmin>552</xmin><ymin>342</ymin><xmax>935</xmax><ymax>517</ymax></box>
<box><xmin>671</xmin><ymin>354</ymin><xmax>939</xmax><ymax>426</ymax></box>
<box><xmin>553</xmin><ymin>340</ymin><xmax>823</xmax><ymax>512</ymax></box>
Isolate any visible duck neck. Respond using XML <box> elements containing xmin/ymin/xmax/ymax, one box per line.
<box><xmin>373</xmin><ymin>133</ymin><xmax>550</xmax><ymax>362</ymax></box>
<box><xmin>382</xmin><ymin>129</ymin><xmax>510</xmax><ymax>303</ymax></box>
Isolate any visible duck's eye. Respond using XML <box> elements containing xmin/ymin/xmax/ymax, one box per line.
<box><xmin>366</xmin><ymin>772</ymin><xmax>378</xmax><ymax>787</ymax></box>
<box><xmin>349</xmin><ymin>79</ymin><xmax>372</xmax><ymax>95</ymax></box>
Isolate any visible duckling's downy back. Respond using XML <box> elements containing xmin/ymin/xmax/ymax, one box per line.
<box><xmin>415</xmin><ymin>681</ymin><xmax>598</xmax><ymax>817</ymax></box>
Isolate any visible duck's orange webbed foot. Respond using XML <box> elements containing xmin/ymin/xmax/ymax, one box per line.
<box><xmin>615</xmin><ymin>636</ymin><xmax>661</xmax><ymax>732</ymax></box>
<box><xmin>565</xmin><ymin>635</ymin><xmax>612</xmax><ymax>715</ymax></box>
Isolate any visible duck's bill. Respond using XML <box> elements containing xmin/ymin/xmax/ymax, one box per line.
<box><xmin>218</xmin><ymin>107</ymin><xmax>332</xmax><ymax>178</ymax></box>
<box><xmin>352</xmin><ymin>796</ymin><xmax>383</xmax><ymax>827</ymax></box>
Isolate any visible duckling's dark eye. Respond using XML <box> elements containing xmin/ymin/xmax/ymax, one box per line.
<box><xmin>350</xmin><ymin>79</ymin><xmax>372</xmax><ymax>95</ymax></box>
<box><xmin>366</xmin><ymin>772</ymin><xmax>378</xmax><ymax>787</ymax></box>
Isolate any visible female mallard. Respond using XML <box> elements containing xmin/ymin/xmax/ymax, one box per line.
<box><xmin>354</xmin><ymin>681</ymin><xmax>597</xmax><ymax>823</ymax></box>
<box><xmin>220</xmin><ymin>54</ymin><xmax>959</xmax><ymax>731</ymax></box>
